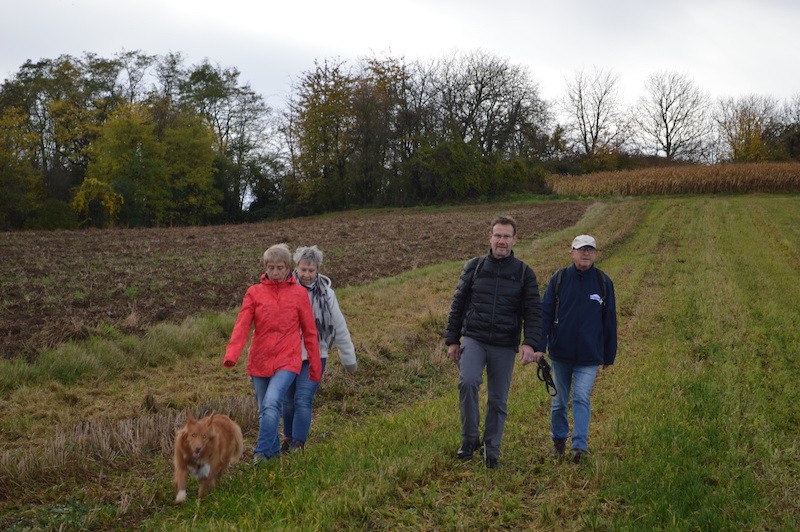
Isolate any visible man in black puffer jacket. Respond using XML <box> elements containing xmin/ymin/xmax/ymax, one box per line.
<box><xmin>445</xmin><ymin>215</ymin><xmax>542</xmax><ymax>468</ymax></box>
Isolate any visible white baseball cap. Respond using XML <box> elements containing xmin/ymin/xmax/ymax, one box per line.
<box><xmin>571</xmin><ymin>235</ymin><xmax>597</xmax><ymax>249</ymax></box>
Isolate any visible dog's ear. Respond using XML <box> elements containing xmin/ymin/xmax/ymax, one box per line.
<box><xmin>185</xmin><ymin>410</ymin><xmax>195</xmax><ymax>424</ymax></box>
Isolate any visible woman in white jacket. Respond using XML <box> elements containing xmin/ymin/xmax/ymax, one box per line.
<box><xmin>282</xmin><ymin>245</ymin><xmax>357</xmax><ymax>452</ymax></box>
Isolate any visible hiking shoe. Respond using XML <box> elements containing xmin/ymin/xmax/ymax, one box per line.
<box><xmin>280</xmin><ymin>438</ymin><xmax>292</xmax><ymax>454</ymax></box>
<box><xmin>485</xmin><ymin>456</ymin><xmax>499</xmax><ymax>469</ymax></box>
<box><xmin>290</xmin><ymin>441</ymin><xmax>305</xmax><ymax>453</ymax></box>
<box><xmin>456</xmin><ymin>441</ymin><xmax>482</xmax><ymax>460</ymax></box>
<box><xmin>551</xmin><ymin>438</ymin><xmax>567</xmax><ymax>457</ymax></box>
<box><xmin>571</xmin><ymin>449</ymin><xmax>585</xmax><ymax>464</ymax></box>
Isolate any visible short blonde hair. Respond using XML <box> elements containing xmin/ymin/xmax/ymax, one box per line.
<box><xmin>293</xmin><ymin>245</ymin><xmax>324</xmax><ymax>269</ymax></box>
<box><xmin>262</xmin><ymin>243</ymin><xmax>291</xmax><ymax>268</ymax></box>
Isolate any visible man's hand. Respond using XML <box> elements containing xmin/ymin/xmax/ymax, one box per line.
<box><xmin>447</xmin><ymin>343</ymin><xmax>461</xmax><ymax>363</ymax></box>
<box><xmin>520</xmin><ymin>344</ymin><xmax>538</xmax><ymax>365</ymax></box>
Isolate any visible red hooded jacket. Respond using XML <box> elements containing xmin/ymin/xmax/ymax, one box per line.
<box><xmin>224</xmin><ymin>274</ymin><xmax>322</xmax><ymax>381</ymax></box>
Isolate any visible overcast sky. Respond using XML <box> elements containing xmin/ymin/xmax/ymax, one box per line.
<box><xmin>2</xmin><ymin>0</ymin><xmax>798</xmax><ymax>110</ymax></box>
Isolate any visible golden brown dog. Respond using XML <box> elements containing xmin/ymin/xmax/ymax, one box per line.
<box><xmin>174</xmin><ymin>412</ymin><xmax>244</xmax><ymax>503</ymax></box>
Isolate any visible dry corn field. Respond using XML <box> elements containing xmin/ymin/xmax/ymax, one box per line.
<box><xmin>548</xmin><ymin>161</ymin><xmax>800</xmax><ymax>196</ymax></box>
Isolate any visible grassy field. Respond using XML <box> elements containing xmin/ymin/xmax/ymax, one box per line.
<box><xmin>2</xmin><ymin>193</ymin><xmax>800</xmax><ymax>529</ymax></box>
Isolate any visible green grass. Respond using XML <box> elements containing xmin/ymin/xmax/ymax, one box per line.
<box><xmin>3</xmin><ymin>195</ymin><xmax>799</xmax><ymax>530</ymax></box>
<box><xmin>592</xmin><ymin>196</ymin><xmax>800</xmax><ymax>529</ymax></box>
<box><xmin>0</xmin><ymin>313</ymin><xmax>235</xmax><ymax>393</ymax></box>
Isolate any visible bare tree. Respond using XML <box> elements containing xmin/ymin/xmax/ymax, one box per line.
<box><xmin>778</xmin><ymin>93</ymin><xmax>800</xmax><ymax>160</ymax></box>
<box><xmin>432</xmin><ymin>50</ymin><xmax>550</xmax><ymax>157</ymax></box>
<box><xmin>783</xmin><ymin>93</ymin><xmax>800</xmax><ymax>124</ymax></box>
<box><xmin>561</xmin><ymin>67</ymin><xmax>626</xmax><ymax>156</ymax></box>
<box><xmin>115</xmin><ymin>50</ymin><xmax>156</xmax><ymax>104</ymax></box>
<box><xmin>153</xmin><ymin>52</ymin><xmax>186</xmax><ymax>104</ymax></box>
<box><xmin>631</xmin><ymin>71</ymin><xmax>712</xmax><ymax>161</ymax></box>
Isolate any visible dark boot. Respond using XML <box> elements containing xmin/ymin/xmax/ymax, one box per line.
<box><xmin>280</xmin><ymin>437</ymin><xmax>292</xmax><ymax>454</ymax></box>
<box><xmin>551</xmin><ymin>438</ymin><xmax>567</xmax><ymax>457</ymax></box>
<box><xmin>571</xmin><ymin>449</ymin><xmax>585</xmax><ymax>464</ymax></box>
<box><xmin>456</xmin><ymin>440</ymin><xmax>482</xmax><ymax>460</ymax></box>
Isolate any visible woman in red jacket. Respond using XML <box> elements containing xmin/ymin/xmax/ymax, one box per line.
<box><xmin>223</xmin><ymin>243</ymin><xmax>322</xmax><ymax>462</ymax></box>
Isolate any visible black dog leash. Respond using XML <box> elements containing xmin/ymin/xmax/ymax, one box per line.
<box><xmin>537</xmin><ymin>358</ymin><xmax>557</xmax><ymax>397</ymax></box>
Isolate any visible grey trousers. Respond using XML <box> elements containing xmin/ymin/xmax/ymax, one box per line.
<box><xmin>458</xmin><ymin>336</ymin><xmax>517</xmax><ymax>460</ymax></box>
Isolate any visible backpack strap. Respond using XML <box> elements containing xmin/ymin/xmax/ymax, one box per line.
<box><xmin>466</xmin><ymin>256</ymin><xmax>486</xmax><ymax>296</ymax></box>
<box><xmin>553</xmin><ymin>268</ymin><xmax>565</xmax><ymax>326</ymax></box>
<box><xmin>594</xmin><ymin>267</ymin><xmax>608</xmax><ymax>308</ymax></box>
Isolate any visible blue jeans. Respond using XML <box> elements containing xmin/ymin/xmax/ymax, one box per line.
<box><xmin>550</xmin><ymin>359</ymin><xmax>599</xmax><ymax>452</ymax></box>
<box><xmin>252</xmin><ymin>370</ymin><xmax>297</xmax><ymax>458</ymax></box>
<box><xmin>282</xmin><ymin>358</ymin><xmax>327</xmax><ymax>444</ymax></box>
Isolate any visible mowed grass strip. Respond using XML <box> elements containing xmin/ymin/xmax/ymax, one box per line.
<box><xmin>590</xmin><ymin>195</ymin><xmax>800</xmax><ymax>529</ymax></box>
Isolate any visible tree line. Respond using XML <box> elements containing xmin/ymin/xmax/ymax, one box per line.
<box><xmin>1</xmin><ymin>50</ymin><xmax>798</xmax><ymax>230</ymax></box>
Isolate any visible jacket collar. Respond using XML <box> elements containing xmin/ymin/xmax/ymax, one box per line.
<box><xmin>570</xmin><ymin>263</ymin><xmax>596</xmax><ymax>275</ymax></box>
<box><xmin>486</xmin><ymin>249</ymin><xmax>516</xmax><ymax>263</ymax></box>
<box><xmin>260</xmin><ymin>273</ymin><xmax>298</xmax><ymax>287</ymax></box>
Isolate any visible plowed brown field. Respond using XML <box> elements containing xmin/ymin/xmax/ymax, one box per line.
<box><xmin>0</xmin><ymin>201</ymin><xmax>587</xmax><ymax>360</ymax></box>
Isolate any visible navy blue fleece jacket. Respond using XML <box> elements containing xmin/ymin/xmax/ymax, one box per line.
<box><xmin>538</xmin><ymin>264</ymin><xmax>617</xmax><ymax>366</ymax></box>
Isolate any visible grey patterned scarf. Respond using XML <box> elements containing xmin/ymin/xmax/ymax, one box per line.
<box><xmin>304</xmin><ymin>274</ymin><xmax>335</xmax><ymax>347</ymax></box>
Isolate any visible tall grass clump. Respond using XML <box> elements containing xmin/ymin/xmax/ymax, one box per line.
<box><xmin>0</xmin><ymin>358</ymin><xmax>40</xmax><ymax>393</ymax></box>
<box><xmin>548</xmin><ymin>161</ymin><xmax>800</xmax><ymax>196</ymax></box>
<box><xmin>0</xmin><ymin>313</ymin><xmax>235</xmax><ymax>396</ymax></box>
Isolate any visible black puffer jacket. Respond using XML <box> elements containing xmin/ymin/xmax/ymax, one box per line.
<box><xmin>445</xmin><ymin>251</ymin><xmax>542</xmax><ymax>349</ymax></box>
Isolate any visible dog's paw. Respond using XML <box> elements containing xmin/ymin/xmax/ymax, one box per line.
<box><xmin>175</xmin><ymin>490</ymin><xmax>187</xmax><ymax>504</ymax></box>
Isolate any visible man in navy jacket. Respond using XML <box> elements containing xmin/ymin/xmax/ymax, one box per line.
<box><xmin>533</xmin><ymin>234</ymin><xmax>617</xmax><ymax>463</ymax></box>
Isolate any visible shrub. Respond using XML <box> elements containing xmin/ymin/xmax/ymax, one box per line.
<box><xmin>22</xmin><ymin>199</ymin><xmax>79</xmax><ymax>230</ymax></box>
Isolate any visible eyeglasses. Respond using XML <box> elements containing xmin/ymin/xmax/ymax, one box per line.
<box><xmin>575</xmin><ymin>247</ymin><xmax>596</xmax><ymax>254</ymax></box>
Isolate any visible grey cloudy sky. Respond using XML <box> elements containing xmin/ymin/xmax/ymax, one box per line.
<box><xmin>2</xmin><ymin>0</ymin><xmax>798</xmax><ymax>109</ymax></box>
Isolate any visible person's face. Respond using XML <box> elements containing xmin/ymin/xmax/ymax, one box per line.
<box><xmin>265</xmin><ymin>261</ymin><xmax>289</xmax><ymax>281</ymax></box>
<box><xmin>571</xmin><ymin>246</ymin><xmax>596</xmax><ymax>271</ymax></box>
<box><xmin>295</xmin><ymin>260</ymin><xmax>319</xmax><ymax>286</ymax></box>
<box><xmin>489</xmin><ymin>223</ymin><xmax>517</xmax><ymax>259</ymax></box>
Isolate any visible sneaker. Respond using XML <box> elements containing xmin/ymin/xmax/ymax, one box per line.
<box><xmin>551</xmin><ymin>438</ymin><xmax>567</xmax><ymax>457</ymax></box>
<box><xmin>571</xmin><ymin>449</ymin><xmax>585</xmax><ymax>464</ymax></box>
<box><xmin>456</xmin><ymin>440</ymin><xmax>482</xmax><ymax>460</ymax></box>
<box><xmin>252</xmin><ymin>452</ymin><xmax>269</xmax><ymax>465</ymax></box>
<box><xmin>485</xmin><ymin>456</ymin><xmax>499</xmax><ymax>468</ymax></box>
<box><xmin>290</xmin><ymin>441</ymin><xmax>305</xmax><ymax>453</ymax></box>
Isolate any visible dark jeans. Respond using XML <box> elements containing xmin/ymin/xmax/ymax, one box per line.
<box><xmin>458</xmin><ymin>336</ymin><xmax>516</xmax><ymax>460</ymax></box>
<box><xmin>282</xmin><ymin>358</ymin><xmax>327</xmax><ymax>444</ymax></box>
